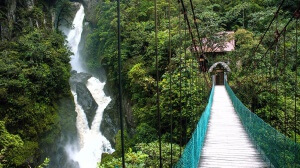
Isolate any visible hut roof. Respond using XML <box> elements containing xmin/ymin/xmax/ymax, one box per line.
<box><xmin>202</xmin><ymin>31</ymin><xmax>235</xmax><ymax>53</ymax></box>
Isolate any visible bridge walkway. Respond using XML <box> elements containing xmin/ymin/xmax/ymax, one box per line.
<box><xmin>198</xmin><ymin>86</ymin><xmax>267</xmax><ymax>168</ymax></box>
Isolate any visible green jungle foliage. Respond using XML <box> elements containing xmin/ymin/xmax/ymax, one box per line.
<box><xmin>100</xmin><ymin>136</ymin><xmax>181</xmax><ymax>168</ymax></box>
<box><xmin>81</xmin><ymin>0</ymin><xmax>300</xmax><ymax>166</ymax></box>
<box><xmin>0</xmin><ymin>0</ymin><xmax>72</xmax><ymax>167</ymax></box>
<box><xmin>0</xmin><ymin>0</ymin><xmax>299</xmax><ymax>167</ymax></box>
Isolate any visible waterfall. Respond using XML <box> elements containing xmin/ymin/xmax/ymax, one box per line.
<box><xmin>67</xmin><ymin>5</ymin><xmax>84</xmax><ymax>73</ymax></box>
<box><xmin>64</xmin><ymin>5</ymin><xmax>114</xmax><ymax>168</ymax></box>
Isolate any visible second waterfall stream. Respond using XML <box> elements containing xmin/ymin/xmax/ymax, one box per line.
<box><xmin>64</xmin><ymin>5</ymin><xmax>114</xmax><ymax>168</ymax></box>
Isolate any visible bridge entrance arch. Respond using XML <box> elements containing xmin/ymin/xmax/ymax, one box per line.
<box><xmin>208</xmin><ymin>62</ymin><xmax>231</xmax><ymax>85</ymax></box>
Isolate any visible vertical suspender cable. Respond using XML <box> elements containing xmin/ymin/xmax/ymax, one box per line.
<box><xmin>263</xmin><ymin>48</ymin><xmax>267</xmax><ymax>119</ymax></box>
<box><xmin>154</xmin><ymin>0</ymin><xmax>162</xmax><ymax>167</ymax></box>
<box><xmin>117</xmin><ymin>0</ymin><xmax>125</xmax><ymax>167</ymax></box>
<box><xmin>274</xmin><ymin>18</ymin><xmax>279</xmax><ymax>164</ymax></box>
<box><xmin>269</xmin><ymin>51</ymin><xmax>272</xmax><ymax>122</ymax></box>
<box><xmin>168</xmin><ymin>0</ymin><xmax>173</xmax><ymax>166</ymax></box>
<box><xmin>295</xmin><ymin>14</ymin><xmax>298</xmax><ymax>144</ymax></box>
<box><xmin>189</xmin><ymin>56</ymin><xmax>192</xmax><ymax>125</ymax></box>
<box><xmin>184</xmin><ymin>21</ymin><xmax>188</xmax><ymax>145</ymax></box>
<box><xmin>178</xmin><ymin>0</ymin><xmax>183</xmax><ymax>156</ymax></box>
<box><xmin>242</xmin><ymin>0</ymin><xmax>245</xmax><ymax>28</ymax></box>
<box><xmin>269</xmin><ymin>50</ymin><xmax>273</xmax><ymax>167</ymax></box>
<box><xmin>294</xmin><ymin>14</ymin><xmax>298</xmax><ymax>166</ymax></box>
<box><xmin>190</xmin><ymin>56</ymin><xmax>192</xmax><ymax>124</ymax></box>
<box><xmin>266</xmin><ymin>51</ymin><xmax>272</xmax><ymax>122</ymax></box>
<box><xmin>283</xmin><ymin>28</ymin><xmax>287</xmax><ymax>165</ymax></box>
<box><xmin>196</xmin><ymin>67</ymin><xmax>199</xmax><ymax>118</ymax></box>
<box><xmin>192</xmin><ymin>57</ymin><xmax>195</xmax><ymax>124</ymax></box>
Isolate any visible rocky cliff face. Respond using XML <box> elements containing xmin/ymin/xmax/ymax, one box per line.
<box><xmin>100</xmin><ymin>96</ymin><xmax>120</xmax><ymax>146</ymax></box>
<box><xmin>100</xmin><ymin>80</ymin><xmax>135</xmax><ymax>147</ymax></box>
<box><xmin>0</xmin><ymin>0</ymin><xmax>56</xmax><ymax>41</ymax></box>
<box><xmin>71</xmin><ymin>0</ymin><xmax>100</xmax><ymax>26</ymax></box>
<box><xmin>100</xmin><ymin>96</ymin><xmax>135</xmax><ymax>147</ymax></box>
<box><xmin>50</xmin><ymin>97</ymin><xmax>79</xmax><ymax>168</ymax></box>
<box><xmin>1</xmin><ymin>0</ymin><xmax>17</xmax><ymax>40</ymax></box>
<box><xmin>0</xmin><ymin>0</ymin><xmax>16</xmax><ymax>40</ymax></box>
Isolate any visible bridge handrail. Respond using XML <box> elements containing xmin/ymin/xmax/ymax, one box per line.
<box><xmin>225</xmin><ymin>81</ymin><xmax>300</xmax><ymax>167</ymax></box>
<box><xmin>175</xmin><ymin>85</ymin><xmax>215</xmax><ymax>168</ymax></box>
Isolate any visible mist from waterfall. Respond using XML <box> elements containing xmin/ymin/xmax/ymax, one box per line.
<box><xmin>64</xmin><ymin>5</ymin><xmax>114</xmax><ymax>168</ymax></box>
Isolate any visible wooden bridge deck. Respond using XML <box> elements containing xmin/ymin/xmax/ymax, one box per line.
<box><xmin>198</xmin><ymin>86</ymin><xmax>267</xmax><ymax>168</ymax></box>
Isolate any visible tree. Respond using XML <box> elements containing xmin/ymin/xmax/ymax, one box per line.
<box><xmin>0</xmin><ymin>121</ymin><xmax>24</xmax><ymax>167</ymax></box>
<box><xmin>54</xmin><ymin>0</ymin><xmax>73</xmax><ymax>29</ymax></box>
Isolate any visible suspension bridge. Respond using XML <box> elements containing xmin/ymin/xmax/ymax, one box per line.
<box><xmin>115</xmin><ymin>0</ymin><xmax>300</xmax><ymax>167</ymax></box>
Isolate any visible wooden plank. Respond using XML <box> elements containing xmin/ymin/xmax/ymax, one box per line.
<box><xmin>198</xmin><ymin>86</ymin><xmax>267</xmax><ymax>168</ymax></box>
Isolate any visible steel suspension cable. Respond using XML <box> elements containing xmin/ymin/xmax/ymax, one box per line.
<box><xmin>192</xmin><ymin>57</ymin><xmax>197</xmax><ymax>126</ymax></box>
<box><xmin>283</xmin><ymin>28</ymin><xmax>287</xmax><ymax>165</ymax></box>
<box><xmin>265</xmin><ymin>49</ymin><xmax>273</xmax><ymax>167</ymax></box>
<box><xmin>261</xmin><ymin>47</ymin><xmax>268</xmax><ymax>119</ymax></box>
<box><xmin>168</xmin><ymin>0</ymin><xmax>173</xmax><ymax>166</ymax></box>
<box><xmin>189</xmin><ymin>0</ymin><xmax>204</xmax><ymax>55</ymax></box>
<box><xmin>253</xmin><ymin>0</ymin><xmax>285</xmax><ymax>55</ymax></box>
<box><xmin>294</xmin><ymin>11</ymin><xmax>299</xmax><ymax>166</ymax></box>
<box><xmin>274</xmin><ymin>17</ymin><xmax>279</xmax><ymax>161</ymax></box>
<box><xmin>184</xmin><ymin>21</ymin><xmax>188</xmax><ymax>145</ymax></box>
<box><xmin>196</xmin><ymin>65</ymin><xmax>199</xmax><ymax>122</ymax></box>
<box><xmin>269</xmin><ymin>50</ymin><xmax>273</xmax><ymax>167</ymax></box>
<box><xmin>178</xmin><ymin>0</ymin><xmax>183</xmax><ymax>156</ymax></box>
<box><xmin>191</xmin><ymin>55</ymin><xmax>194</xmax><ymax>125</ymax></box>
<box><xmin>240</xmin><ymin>0</ymin><xmax>292</xmax><ymax>85</ymax></box>
<box><xmin>262</xmin><ymin>16</ymin><xmax>294</xmax><ymax>60</ymax></box>
<box><xmin>179</xmin><ymin>0</ymin><xmax>200</xmax><ymax>59</ymax></box>
<box><xmin>196</xmin><ymin>67</ymin><xmax>200</xmax><ymax>119</ymax></box>
<box><xmin>189</xmin><ymin>55</ymin><xmax>192</xmax><ymax>124</ymax></box>
<box><xmin>268</xmin><ymin>51</ymin><xmax>272</xmax><ymax>122</ymax></box>
<box><xmin>117</xmin><ymin>0</ymin><xmax>125</xmax><ymax>167</ymax></box>
<box><xmin>295</xmin><ymin>11</ymin><xmax>299</xmax><ymax>144</ymax></box>
<box><xmin>154</xmin><ymin>0</ymin><xmax>162</xmax><ymax>167</ymax></box>
<box><xmin>241</xmin><ymin>4</ymin><xmax>300</xmax><ymax>85</ymax></box>
<box><xmin>260</xmin><ymin>3</ymin><xmax>300</xmax><ymax>67</ymax></box>
<box><xmin>249</xmin><ymin>0</ymin><xmax>284</xmax><ymax>84</ymax></box>
<box><xmin>179</xmin><ymin>0</ymin><xmax>210</xmax><ymax>89</ymax></box>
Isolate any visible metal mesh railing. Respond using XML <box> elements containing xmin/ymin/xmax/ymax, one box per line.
<box><xmin>225</xmin><ymin>82</ymin><xmax>300</xmax><ymax>167</ymax></box>
<box><xmin>175</xmin><ymin>86</ymin><xmax>215</xmax><ymax>168</ymax></box>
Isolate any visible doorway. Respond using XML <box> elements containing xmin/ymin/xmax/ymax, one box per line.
<box><xmin>216</xmin><ymin>72</ymin><xmax>224</xmax><ymax>85</ymax></box>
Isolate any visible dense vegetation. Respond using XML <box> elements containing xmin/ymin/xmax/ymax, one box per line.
<box><xmin>0</xmin><ymin>0</ymin><xmax>299</xmax><ymax>167</ymax></box>
<box><xmin>0</xmin><ymin>0</ymin><xmax>72</xmax><ymax>167</ymax></box>
<box><xmin>82</xmin><ymin>0</ymin><xmax>299</xmax><ymax>166</ymax></box>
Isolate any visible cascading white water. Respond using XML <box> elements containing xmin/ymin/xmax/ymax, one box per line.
<box><xmin>64</xmin><ymin>5</ymin><xmax>114</xmax><ymax>168</ymax></box>
<box><xmin>67</xmin><ymin>5</ymin><xmax>85</xmax><ymax>73</ymax></box>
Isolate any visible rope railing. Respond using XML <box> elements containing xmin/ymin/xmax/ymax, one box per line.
<box><xmin>175</xmin><ymin>85</ymin><xmax>215</xmax><ymax>168</ymax></box>
<box><xmin>225</xmin><ymin>82</ymin><xmax>300</xmax><ymax>167</ymax></box>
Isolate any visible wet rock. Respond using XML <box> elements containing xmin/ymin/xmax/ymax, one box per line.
<box><xmin>69</xmin><ymin>71</ymin><xmax>92</xmax><ymax>90</ymax></box>
<box><xmin>100</xmin><ymin>98</ymin><xmax>119</xmax><ymax>147</ymax></box>
<box><xmin>69</xmin><ymin>69</ymin><xmax>97</xmax><ymax>129</ymax></box>
<box><xmin>100</xmin><ymin>93</ymin><xmax>135</xmax><ymax>147</ymax></box>
<box><xmin>76</xmin><ymin>82</ymin><xmax>98</xmax><ymax>128</ymax></box>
